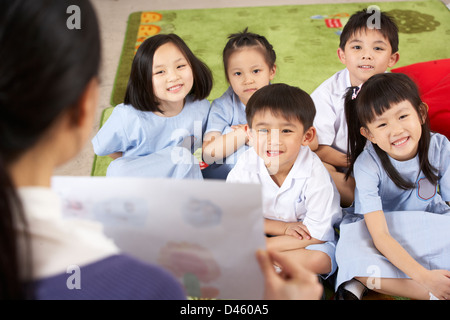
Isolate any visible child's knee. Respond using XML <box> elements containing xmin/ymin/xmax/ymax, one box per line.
<box><xmin>304</xmin><ymin>250</ymin><xmax>332</xmax><ymax>275</ymax></box>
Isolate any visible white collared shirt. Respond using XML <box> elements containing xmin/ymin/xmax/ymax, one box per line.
<box><xmin>226</xmin><ymin>146</ymin><xmax>342</xmax><ymax>241</ymax></box>
<box><xmin>311</xmin><ymin>68</ymin><xmax>352</xmax><ymax>154</ymax></box>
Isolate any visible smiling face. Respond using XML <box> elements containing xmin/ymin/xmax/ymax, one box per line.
<box><xmin>152</xmin><ymin>42</ymin><xmax>194</xmax><ymax>112</ymax></box>
<box><xmin>338</xmin><ymin>28</ymin><xmax>399</xmax><ymax>86</ymax></box>
<box><xmin>248</xmin><ymin>109</ymin><xmax>314</xmax><ymax>177</ymax></box>
<box><xmin>360</xmin><ymin>100</ymin><xmax>425</xmax><ymax>161</ymax></box>
<box><xmin>226</xmin><ymin>47</ymin><xmax>276</xmax><ymax>105</ymax></box>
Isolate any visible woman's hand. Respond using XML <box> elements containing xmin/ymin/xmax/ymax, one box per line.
<box><xmin>256</xmin><ymin>249</ymin><xmax>322</xmax><ymax>300</ymax></box>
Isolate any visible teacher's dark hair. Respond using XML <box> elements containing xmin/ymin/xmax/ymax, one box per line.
<box><xmin>0</xmin><ymin>0</ymin><xmax>101</xmax><ymax>299</ymax></box>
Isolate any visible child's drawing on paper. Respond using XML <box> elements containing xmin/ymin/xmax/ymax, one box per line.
<box><xmin>61</xmin><ymin>199</ymin><xmax>91</xmax><ymax>219</ymax></box>
<box><xmin>60</xmin><ymin>195</ymin><xmax>148</xmax><ymax>227</ymax></box>
<box><xmin>183</xmin><ymin>198</ymin><xmax>222</xmax><ymax>227</ymax></box>
<box><xmin>93</xmin><ymin>198</ymin><xmax>148</xmax><ymax>226</ymax></box>
<box><xmin>158</xmin><ymin>241</ymin><xmax>221</xmax><ymax>298</ymax></box>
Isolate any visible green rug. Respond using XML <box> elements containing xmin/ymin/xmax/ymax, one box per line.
<box><xmin>91</xmin><ymin>0</ymin><xmax>450</xmax><ymax>176</ymax></box>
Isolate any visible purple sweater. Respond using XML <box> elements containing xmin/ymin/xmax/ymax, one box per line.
<box><xmin>30</xmin><ymin>254</ymin><xmax>186</xmax><ymax>300</ymax></box>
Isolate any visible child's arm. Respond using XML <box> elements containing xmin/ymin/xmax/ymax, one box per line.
<box><xmin>108</xmin><ymin>152</ymin><xmax>123</xmax><ymax>160</ymax></box>
<box><xmin>265</xmin><ymin>219</ymin><xmax>325</xmax><ymax>251</ymax></box>
<box><xmin>265</xmin><ymin>219</ymin><xmax>311</xmax><ymax>240</ymax></box>
<box><xmin>202</xmin><ymin>127</ymin><xmax>248</xmax><ymax>164</ymax></box>
<box><xmin>266</xmin><ymin>234</ymin><xmax>325</xmax><ymax>252</ymax></box>
<box><xmin>365</xmin><ymin>210</ymin><xmax>450</xmax><ymax>299</ymax></box>
<box><xmin>315</xmin><ymin>145</ymin><xmax>348</xmax><ymax>168</ymax></box>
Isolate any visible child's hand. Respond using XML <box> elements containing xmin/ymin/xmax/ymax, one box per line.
<box><xmin>284</xmin><ymin>222</ymin><xmax>311</xmax><ymax>240</ymax></box>
<box><xmin>230</xmin><ymin>124</ymin><xmax>247</xmax><ymax>131</ymax></box>
<box><xmin>108</xmin><ymin>152</ymin><xmax>123</xmax><ymax>160</ymax></box>
<box><xmin>423</xmin><ymin>269</ymin><xmax>450</xmax><ymax>300</ymax></box>
<box><xmin>231</xmin><ymin>124</ymin><xmax>249</xmax><ymax>144</ymax></box>
<box><xmin>256</xmin><ymin>249</ymin><xmax>322</xmax><ymax>300</ymax></box>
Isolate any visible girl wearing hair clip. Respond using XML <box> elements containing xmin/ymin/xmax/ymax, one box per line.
<box><xmin>335</xmin><ymin>73</ymin><xmax>450</xmax><ymax>300</ymax></box>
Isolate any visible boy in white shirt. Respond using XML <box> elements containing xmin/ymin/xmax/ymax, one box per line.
<box><xmin>311</xmin><ymin>9</ymin><xmax>400</xmax><ymax>207</ymax></box>
<box><xmin>227</xmin><ymin>83</ymin><xmax>342</xmax><ymax>279</ymax></box>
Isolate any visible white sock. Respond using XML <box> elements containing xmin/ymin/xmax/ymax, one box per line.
<box><xmin>273</xmin><ymin>265</ymin><xmax>282</xmax><ymax>273</ymax></box>
<box><xmin>343</xmin><ymin>279</ymin><xmax>367</xmax><ymax>299</ymax></box>
<box><xmin>429</xmin><ymin>293</ymin><xmax>439</xmax><ymax>300</ymax></box>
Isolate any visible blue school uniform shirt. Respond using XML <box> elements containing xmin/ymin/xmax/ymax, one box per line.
<box><xmin>92</xmin><ymin>96</ymin><xmax>210</xmax><ymax>178</ymax></box>
<box><xmin>93</xmin><ymin>95</ymin><xmax>210</xmax><ymax>157</ymax></box>
<box><xmin>354</xmin><ymin>133</ymin><xmax>450</xmax><ymax>214</ymax></box>
<box><xmin>202</xmin><ymin>86</ymin><xmax>249</xmax><ymax>179</ymax></box>
<box><xmin>205</xmin><ymin>86</ymin><xmax>247</xmax><ymax>134</ymax></box>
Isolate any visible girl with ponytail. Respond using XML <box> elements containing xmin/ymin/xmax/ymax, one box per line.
<box><xmin>336</xmin><ymin>73</ymin><xmax>450</xmax><ymax>300</ymax></box>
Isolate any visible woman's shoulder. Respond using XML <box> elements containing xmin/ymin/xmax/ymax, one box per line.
<box><xmin>32</xmin><ymin>254</ymin><xmax>186</xmax><ymax>300</ymax></box>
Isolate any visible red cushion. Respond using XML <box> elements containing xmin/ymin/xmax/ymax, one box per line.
<box><xmin>391</xmin><ymin>59</ymin><xmax>450</xmax><ymax>139</ymax></box>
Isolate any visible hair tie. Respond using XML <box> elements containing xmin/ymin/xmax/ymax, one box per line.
<box><xmin>351</xmin><ymin>86</ymin><xmax>361</xmax><ymax>100</ymax></box>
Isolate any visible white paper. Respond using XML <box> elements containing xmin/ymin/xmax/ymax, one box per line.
<box><xmin>51</xmin><ymin>176</ymin><xmax>266</xmax><ymax>300</ymax></box>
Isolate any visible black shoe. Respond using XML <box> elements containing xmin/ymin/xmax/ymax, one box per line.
<box><xmin>334</xmin><ymin>286</ymin><xmax>360</xmax><ymax>300</ymax></box>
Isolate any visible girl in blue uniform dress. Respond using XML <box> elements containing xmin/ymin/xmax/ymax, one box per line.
<box><xmin>335</xmin><ymin>73</ymin><xmax>450</xmax><ymax>300</ymax></box>
<box><xmin>92</xmin><ymin>34</ymin><xmax>213</xmax><ymax>179</ymax></box>
<box><xmin>201</xmin><ymin>28</ymin><xmax>276</xmax><ymax>179</ymax></box>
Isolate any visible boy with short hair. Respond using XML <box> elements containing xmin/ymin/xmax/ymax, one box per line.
<box><xmin>311</xmin><ymin>8</ymin><xmax>400</xmax><ymax>207</ymax></box>
<box><xmin>226</xmin><ymin>83</ymin><xmax>342</xmax><ymax>279</ymax></box>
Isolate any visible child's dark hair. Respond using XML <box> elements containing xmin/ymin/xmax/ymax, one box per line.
<box><xmin>223</xmin><ymin>27</ymin><xmax>276</xmax><ymax>82</ymax></box>
<box><xmin>246</xmin><ymin>83</ymin><xmax>316</xmax><ymax>132</ymax></box>
<box><xmin>344</xmin><ymin>73</ymin><xmax>437</xmax><ymax>189</ymax></box>
<box><xmin>124</xmin><ymin>33</ymin><xmax>213</xmax><ymax>114</ymax></box>
<box><xmin>339</xmin><ymin>9</ymin><xmax>399</xmax><ymax>53</ymax></box>
<box><xmin>0</xmin><ymin>0</ymin><xmax>101</xmax><ymax>299</ymax></box>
